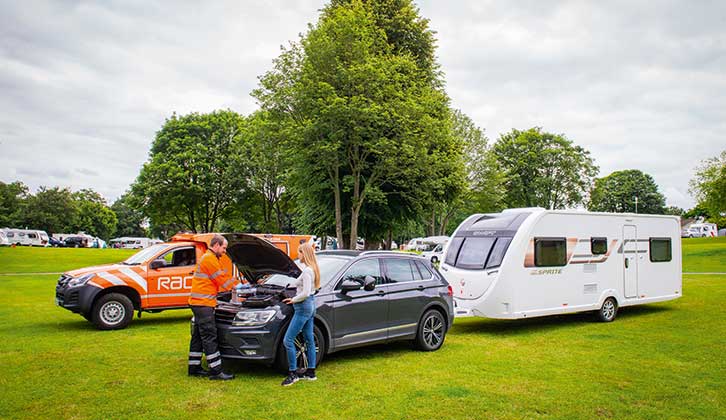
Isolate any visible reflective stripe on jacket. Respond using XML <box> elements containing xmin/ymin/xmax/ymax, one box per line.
<box><xmin>188</xmin><ymin>250</ymin><xmax>236</xmax><ymax>307</ymax></box>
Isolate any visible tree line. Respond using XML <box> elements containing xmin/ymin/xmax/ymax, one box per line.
<box><xmin>2</xmin><ymin>0</ymin><xmax>723</xmax><ymax>243</ymax></box>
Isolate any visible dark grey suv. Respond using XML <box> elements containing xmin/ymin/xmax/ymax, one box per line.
<box><xmin>208</xmin><ymin>234</ymin><xmax>454</xmax><ymax>371</ymax></box>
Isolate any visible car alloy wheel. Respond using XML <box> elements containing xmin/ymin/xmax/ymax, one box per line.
<box><xmin>416</xmin><ymin>309</ymin><xmax>446</xmax><ymax>351</ymax></box>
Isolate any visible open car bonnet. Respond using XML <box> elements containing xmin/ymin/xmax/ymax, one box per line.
<box><xmin>223</xmin><ymin>233</ymin><xmax>301</xmax><ymax>284</ymax></box>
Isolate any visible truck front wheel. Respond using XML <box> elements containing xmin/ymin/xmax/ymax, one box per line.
<box><xmin>91</xmin><ymin>293</ymin><xmax>134</xmax><ymax>330</ymax></box>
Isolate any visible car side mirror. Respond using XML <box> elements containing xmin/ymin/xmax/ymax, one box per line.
<box><xmin>149</xmin><ymin>260</ymin><xmax>166</xmax><ymax>270</ymax></box>
<box><xmin>363</xmin><ymin>275</ymin><xmax>376</xmax><ymax>291</ymax></box>
<box><xmin>340</xmin><ymin>279</ymin><xmax>362</xmax><ymax>293</ymax></box>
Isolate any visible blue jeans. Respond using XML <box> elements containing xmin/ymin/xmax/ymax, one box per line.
<box><xmin>283</xmin><ymin>295</ymin><xmax>316</xmax><ymax>371</ymax></box>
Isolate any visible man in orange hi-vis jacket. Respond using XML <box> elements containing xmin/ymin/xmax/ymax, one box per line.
<box><xmin>188</xmin><ymin>234</ymin><xmax>238</xmax><ymax>380</ymax></box>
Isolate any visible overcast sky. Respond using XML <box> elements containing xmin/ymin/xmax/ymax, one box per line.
<box><xmin>1</xmin><ymin>0</ymin><xmax>724</xmax><ymax>210</ymax></box>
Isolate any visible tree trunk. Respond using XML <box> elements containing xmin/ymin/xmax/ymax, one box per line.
<box><xmin>331</xmin><ymin>168</ymin><xmax>344</xmax><ymax>250</ymax></box>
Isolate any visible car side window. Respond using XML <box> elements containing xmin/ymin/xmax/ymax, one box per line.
<box><xmin>414</xmin><ymin>260</ymin><xmax>433</xmax><ymax>279</ymax></box>
<box><xmin>383</xmin><ymin>258</ymin><xmax>415</xmax><ymax>283</ymax></box>
<box><xmin>159</xmin><ymin>247</ymin><xmax>196</xmax><ymax>267</ymax></box>
<box><xmin>337</xmin><ymin>258</ymin><xmax>383</xmax><ymax>288</ymax></box>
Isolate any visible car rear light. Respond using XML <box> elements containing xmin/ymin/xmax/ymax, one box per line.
<box><xmin>447</xmin><ymin>285</ymin><xmax>453</xmax><ymax>297</ymax></box>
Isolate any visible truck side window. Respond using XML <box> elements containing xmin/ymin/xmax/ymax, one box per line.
<box><xmin>534</xmin><ymin>238</ymin><xmax>567</xmax><ymax>267</ymax></box>
<box><xmin>591</xmin><ymin>237</ymin><xmax>607</xmax><ymax>255</ymax></box>
<box><xmin>649</xmin><ymin>238</ymin><xmax>672</xmax><ymax>262</ymax></box>
<box><xmin>160</xmin><ymin>247</ymin><xmax>196</xmax><ymax>267</ymax></box>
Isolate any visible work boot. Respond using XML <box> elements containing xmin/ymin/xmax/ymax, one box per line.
<box><xmin>281</xmin><ymin>371</ymin><xmax>298</xmax><ymax>386</ymax></box>
<box><xmin>209</xmin><ymin>371</ymin><xmax>235</xmax><ymax>381</ymax></box>
<box><xmin>188</xmin><ymin>368</ymin><xmax>209</xmax><ymax>378</ymax></box>
<box><xmin>296</xmin><ymin>368</ymin><xmax>317</xmax><ymax>381</ymax></box>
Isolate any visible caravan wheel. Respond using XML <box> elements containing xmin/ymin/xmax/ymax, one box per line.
<box><xmin>596</xmin><ymin>297</ymin><xmax>618</xmax><ymax>322</ymax></box>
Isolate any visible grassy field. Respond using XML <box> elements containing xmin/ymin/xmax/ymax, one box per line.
<box><xmin>0</xmin><ymin>242</ymin><xmax>724</xmax><ymax>419</ymax></box>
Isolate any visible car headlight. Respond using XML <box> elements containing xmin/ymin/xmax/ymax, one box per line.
<box><xmin>232</xmin><ymin>310</ymin><xmax>276</xmax><ymax>327</ymax></box>
<box><xmin>68</xmin><ymin>274</ymin><xmax>94</xmax><ymax>287</ymax></box>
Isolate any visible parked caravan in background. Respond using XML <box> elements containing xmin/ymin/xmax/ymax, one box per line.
<box><xmin>109</xmin><ymin>237</ymin><xmax>160</xmax><ymax>249</ymax></box>
<box><xmin>440</xmin><ymin>208</ymin><xmax>682</xmax><ymax>322</ymax></box>
<box><xmin>3</xmin><ymin>229</ymin><xmax>49</xmax><ymax>246</ymax></box>
<box><xmin>682</xmin><ymin>223</ymin><xmax>718</xmax><ymax>238</ymax></box>
<box><xmin>0</xmin><ymin>230</ymin><xmax>9</xmax><ymax>246</ymax></box>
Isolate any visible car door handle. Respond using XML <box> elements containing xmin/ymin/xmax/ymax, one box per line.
<box><xmin>417</xmin><ymin>285</ymin><xmax>425</xmax><ymax>291</ymax></box>
<box><xmin>377</xmin><ymin>290</ymin><xmax>385</xmax><ymax>296</ymax></box>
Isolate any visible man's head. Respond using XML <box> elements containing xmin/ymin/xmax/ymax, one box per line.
<box><xmin>209</xmin><ymin>234</ymin><xmax>228</xmax><ymax>257</ymax></box>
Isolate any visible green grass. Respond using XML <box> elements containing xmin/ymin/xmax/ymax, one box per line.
<box><xmin>682</xmin><ymin>236</ymin><xmax>726</xmax><ymax>272</ymax></box>
<box><xmin>0</xmin><ymin>247</ymin><xmax>136</xmax><ymax>273</ymax></box>
<box><xmin>0</xmin><ymin>244</ymin><xmax>724</xmax><ymax>419</ymax></box>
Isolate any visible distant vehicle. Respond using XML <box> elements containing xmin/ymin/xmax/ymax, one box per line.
<box><xmin>405</xmin><ymin>236</ymin><xmax>448</xmax><ymax>252</ymax></box>
<box><xmin>421</xmin><ymin>243</ymin><xmax>445</xmax><ymax>263</ymax></box>
<box><xmin>48</xmin><ymin>237</ymin><xmax>64</xmax><ymax>247</ymax></box>
<box><xmin>682</xmin><ymin>223</ymin><xmax>718</xmax><ymax>238</ymax></box>
<box><xmin>109</xmin><ymin>237</ymin><xmax>156</xmax><ymax>249</ymax></box>
<box><xmin>0</xmin><ymin>230</ymin><xmax>9</xmax><ymax>246</ymax></box>
<box><xmin>3</xmin><ymin>229</ymin><xmax>49</xmax><ymax>246</ymax></box>
<box><xmin>441</xmin><ymin>208</ymin><xmax>681</xmax><ymax>322</ymax></box>
<box><xmin>64</xmin><ymin>236</ymin><xmax>89</xmax><ymax>248</ymax></box>
<box><xmin>54</xmin><ymin>232</ymin><xmax>95</xmax><ymax>247</ymax></box>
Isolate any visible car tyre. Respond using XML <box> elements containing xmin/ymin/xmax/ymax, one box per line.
<box><xmin>415</xmin><ymin>309</ymin><xmax>447</xmax><ymax>351</ymax></box>
<box><xmin>596</xmin><ymin>297</ymin><xmax>618</xmax><ymax>322</ymax></box>
<box><xmin>91</xmin><ymin>293</ymin><xmax>134</xmax><ymax>330</ymax></box>
<box><xmin>275</xmin><ymin>324</ymin><xmax>324</xmax><ymax>372</ymax></box>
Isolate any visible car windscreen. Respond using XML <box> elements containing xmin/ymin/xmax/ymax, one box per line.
<box><xmin>262</xmin><ymin>255</ymin><xmax>351</xmax><ymax>288</ymax></box>
<box><xmin>123</xmin><ymin>244</ymin><xmax>169</xmax><ymax>265</ymax></box>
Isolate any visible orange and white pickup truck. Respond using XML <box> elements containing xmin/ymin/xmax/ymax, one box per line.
<box><xmin>55</xmin><ymin>233</ymin><xmax>312</xmax><ymax>330</ymax></box>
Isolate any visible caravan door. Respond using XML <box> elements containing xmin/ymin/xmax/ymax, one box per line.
<box><xmin>623</xmin><ymin>225</ymin><xmax>639</xmax><ymax>298</ymax></box>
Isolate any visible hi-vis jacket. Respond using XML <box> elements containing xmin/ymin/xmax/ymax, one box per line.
<box><xmin>189</xmin><ymin>250</ymin><xmax>240</xmax><ymax>307</ymax></box>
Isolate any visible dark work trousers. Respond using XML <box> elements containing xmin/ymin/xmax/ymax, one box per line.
<box><xmin>189</xmin><ymin>305</ymin><xmax>223</xmax><ymax>374</ymax></box>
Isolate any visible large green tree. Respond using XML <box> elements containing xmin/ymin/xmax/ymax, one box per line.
<box><xmin>255</xmin><ymin>0</ymin><xmax>463</xmax><ymax>248</ymax></box>
<box><xmin>111</xmin><ymin>192</ymin><xmax>146</xmax><ymax>237</ymax></box>
<box><xmin>689</xmin><ymin>150</ymin><xmax>726</xmax><ymax>224</ymax></box>
<box><xmin>493</xmin><ymin>128</ymin><xmax>598</xmax><ymax>209</ymax></box>
<box><xmin>0</xmin><ymin>181</ymin><xmax>28</xmax><ymax>227</ymax></box>
<box><xmin>17</xmin><ymin>187</ymin><xmax>78</xmax><ymax>234</ymax></box>
<box><xmin>132</xmin><ymin>110</ymin><xmax>247</xmax><ymax>233</ymax></box>
<box><xmin>242</xmin><ymin>111</ymin><xmax>295</xmax><ymax>233</ymax></box>
<box><xmin>589</xmin><ymin>170</ymin><xmax>666</xmax><ymax>214</ymax></box>
<box><xmin>431</xmin><ymin>110</ymin><xmax>505</xmax><ymax>236</ymax></box>
<box><xmin>72</xmin><ymin>189</ymin><xmax>117</xmax><ymax>239</ymax></box>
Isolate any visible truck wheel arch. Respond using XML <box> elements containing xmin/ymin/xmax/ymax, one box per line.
<box><xmin>93</xmin><ymin>286</ymin><xmax>142</xmax><ymax>312</ymax></box>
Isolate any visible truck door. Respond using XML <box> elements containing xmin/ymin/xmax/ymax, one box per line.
<box><xmin>147</xmin><ymin>246</ymin><xmax>197</xmax><ymax>308</ymax></box>
<box><xmin>622</xmin><ymin>225</ymin><xmax>639</xmax><ymax>298</ymax></box>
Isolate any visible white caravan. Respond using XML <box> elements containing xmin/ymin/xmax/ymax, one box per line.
<box><xmin>440</xmin><ymin>208</ymin><xmax>682</xmax><ymax>322</ymax></box>
<box><xmin>3</xmin><ymin>229</ymin><xmax>49</xmax><ymax>246</ymax></box>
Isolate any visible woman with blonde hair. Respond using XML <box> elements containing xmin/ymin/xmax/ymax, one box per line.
<box><xmin>281</xmin><ymin>242</ymin><xmax>321</xmax><ymax>386</ymax></box>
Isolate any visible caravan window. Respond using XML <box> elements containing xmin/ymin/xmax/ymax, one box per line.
<box><xmin>534</xmin><ymin>238</ymin><xmax>567</xmax><ymax>267</ymax></box>
<box><xmin>591</xmin><ymin>237</ymin><xmax>607</xmax><ymax>255</ymax></box>
<box><xmin>486</xmin><ymin>237</ymin><xmax>512</xmax><ymax>269</ymax></box>
<box><xmin>444</xmin><ymin>237</ymin><xmax>464</xmax><ymax>266</ymax></box>
<box><xmin>456</xmin><ymin>237</ymin><xmax>496</xmax><ymax>269</ymax></box>
<box><xmin>28</xmin><ymin>233</ymin><xmax>37</xmax><ymax>239</ymax></box>
<box><xmin>649</xmin><ymin>238</ymin><xmax>672</xmax><ymax>262</ymax></box>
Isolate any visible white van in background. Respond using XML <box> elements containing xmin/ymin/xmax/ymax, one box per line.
<box><xmin>682</xmin><ymin>223</ymin><xmax>718</xmax><ymax>238</ymax></box>
<box><xmin>440</xmin><ymin>208</ymin><xmax>681</xmax><ymax>322</ymax></box>
<box><xmin>0</xmin><ymin>230</ymin><xmax>9</xmax><ymax>246</ymax></box>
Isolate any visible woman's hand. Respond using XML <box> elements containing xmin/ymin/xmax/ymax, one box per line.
<box><xmin>282</xmin><ymin>298</ymin><xmax>293</xmax><ymax>304</ymax></box>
